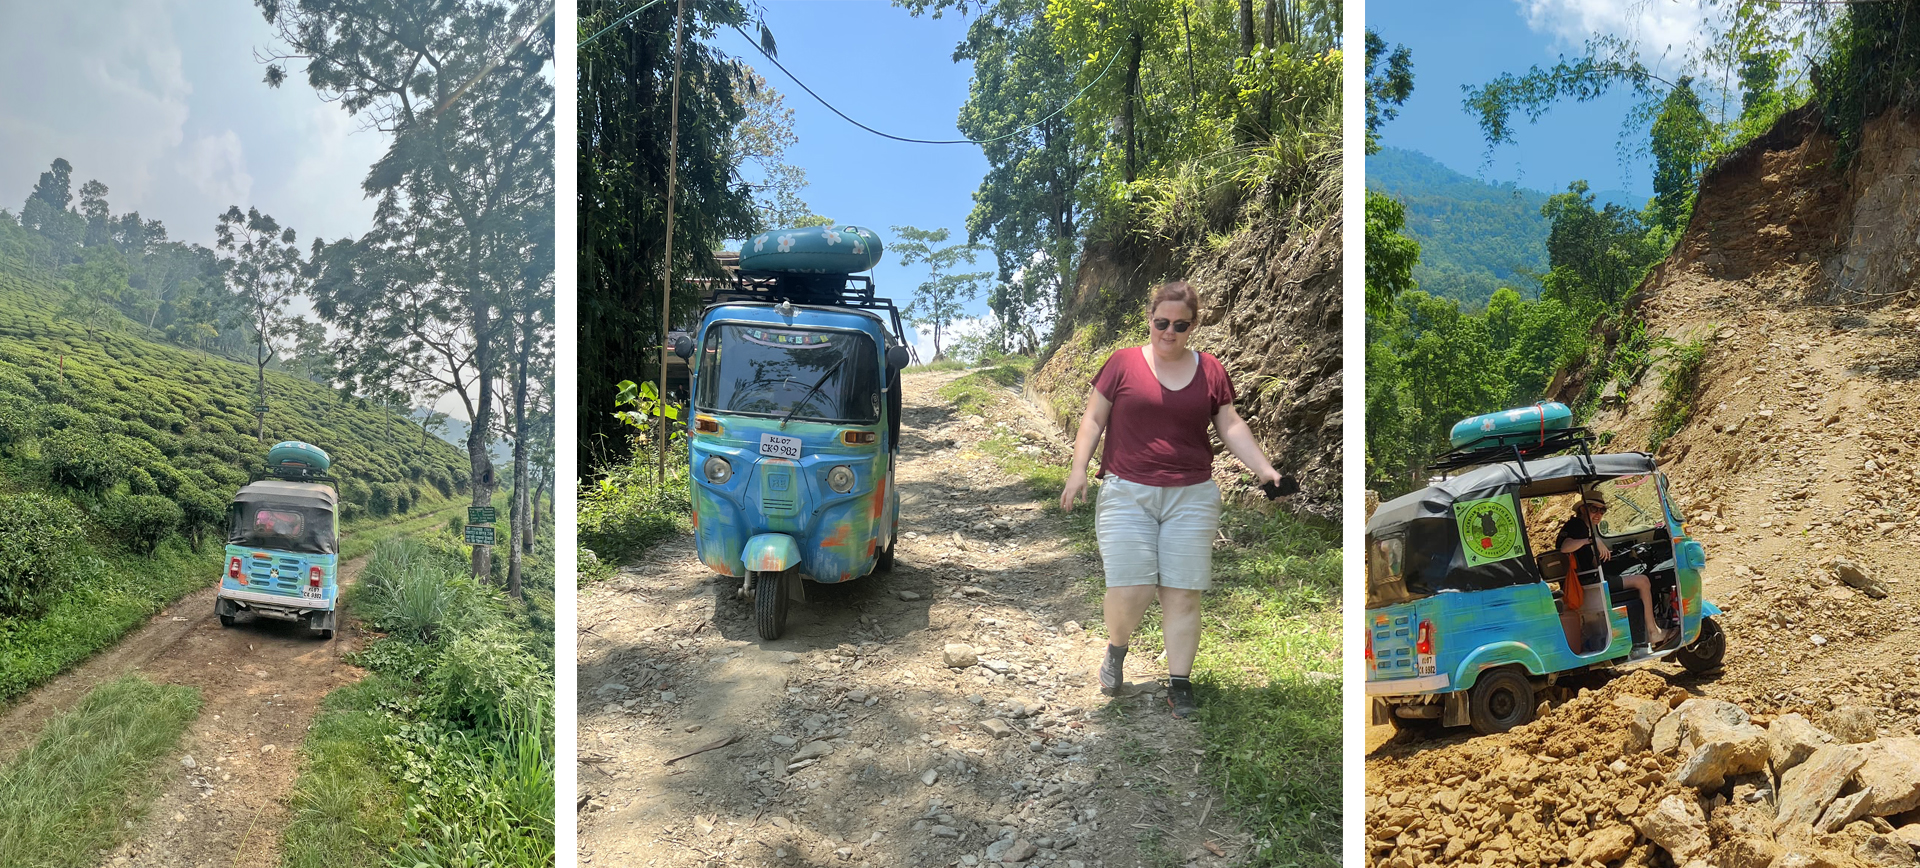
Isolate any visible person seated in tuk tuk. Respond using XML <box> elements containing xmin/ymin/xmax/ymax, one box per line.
<box><xmin>1556</xmin><ymin>499</ymin><xmax>1673</xmax><ymax>653</ymax></box>
<box><xmin>1059</xmin><ymin>280</ymin><xmax>1286</xmax><ymax>719</ymax></box>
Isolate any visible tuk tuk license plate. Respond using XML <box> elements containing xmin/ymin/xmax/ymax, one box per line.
<box><xmin>303</xmin><ymin>583</ymin><xmax>322</xmax><ymax>600</ymax></box>
<box><xmin>759</xmin><ymin>433</ymin><xmax>801</xmax><ymax>459</ymax></box>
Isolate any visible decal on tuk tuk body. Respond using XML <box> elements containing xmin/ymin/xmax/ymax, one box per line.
<box><xmin>1455</xmin><ymin>495</ymin><xmax>1524</xmax><ymax>567</ymax></box>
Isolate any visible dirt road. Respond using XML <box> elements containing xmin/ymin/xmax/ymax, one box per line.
<box><xmin>0</xmin><ymin>559</ymin><xmax>372</xmax><ymax>868</ymax></box>
<box><xmin>579</xmin><ymin>369</ymin><xmax>1251</xmax><ymax>868</ymax></box>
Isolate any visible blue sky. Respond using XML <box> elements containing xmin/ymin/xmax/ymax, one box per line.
<box><xmin>1365</xmin><ymin>0</ymin><xmax>1716</xmax><ymax>204</ymax></box>
<box><xmin>711</xmin><ymin>1</ymin><xmax>996</xmax><ymax>361</ymax></box>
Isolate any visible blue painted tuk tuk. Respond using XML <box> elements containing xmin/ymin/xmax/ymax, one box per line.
<box><xmin>1366</xmin><ymin>423</ymin><xmax>1725</xmax><ymax>734</ymax></box>
<box><xmin>672</xmin><ymin>225</ymin><xmax>912</xmax><ymax>640</ymax></box>
<box><xmin>216</xmin><ymin>441</ymin><xmax>339</xmax><ymax>639</ymax></box>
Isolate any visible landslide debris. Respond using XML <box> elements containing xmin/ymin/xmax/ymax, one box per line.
<box><xmin>1366</xmin><ymin>671</ymin><xmax>1920</xmax><ymax>868</ymax></box>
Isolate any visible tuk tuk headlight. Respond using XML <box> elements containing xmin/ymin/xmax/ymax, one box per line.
<box><xmin>703</xmin><ymin>456</ymin><xmax>732</xmax><ymax>484</ymax></box>
<box><xmin>827</xmin><ymin>465</ymin><xmax>855</xmax><ymax>494</ymax></box>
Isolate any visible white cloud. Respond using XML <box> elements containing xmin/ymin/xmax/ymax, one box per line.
<box><xmin>0</xmin><ymin>0</ymin><xmax>189</xmax><ymax>210</ymax></box>
<box><xmin>179</xmin><ymin>130</ymin><xmax>252</xmax><ymax>206</ymax></box>
<box><xmin>1516</xmin><ymin>0</ymin><xmax>1712</xmax><ymax>65</ymax></box>
<box><xmin>276</xmin><ymin>101</ymin><xmax>383</xmax><ymax>243</ymax></box>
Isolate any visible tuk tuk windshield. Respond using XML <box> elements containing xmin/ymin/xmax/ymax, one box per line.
<box><xmin>228</xmin><ymin>504</ymin><xmax>337</xmax><ymax>554</ymax></box>
<box><xmin>697</xmin><ymin>325</ymin><xmax>881</xmax><ymax>424</ymax></box>
<box><xmin>1593</xmin><ymin>474</ymin><xmax>1665</xmax><ymax>537</ymax></box>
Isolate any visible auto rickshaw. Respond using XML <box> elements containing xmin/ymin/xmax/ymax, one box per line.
<box><xmin>672</xmin><ymin>224</ymin><xmax>911</xmax><ymax>640</ymax></box>
<box><xmin>1366</xmin><ymin>405</ymin><xmax>1725</xmax><ymax>734</ymax></box>
<box><xmin>216</xmin><ymin>441</ymin><xmax>340</xmax><ymax>639</ymax></box>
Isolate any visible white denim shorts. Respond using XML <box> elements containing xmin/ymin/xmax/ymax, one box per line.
<box><xmin>1094</xmin><ymin>475</ymin><xmax>1222</xmax><ymax>591</ymax></box>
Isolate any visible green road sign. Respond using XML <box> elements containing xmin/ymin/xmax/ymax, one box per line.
<box><xmin>464</xmin><ymin>524</ymin><xmax>496</xmax><ymax>546</ymax></box>
<box><xmin>469</xmin><ymin>506</ymin><xmax>497</xmax><ymax>525</ymax></box>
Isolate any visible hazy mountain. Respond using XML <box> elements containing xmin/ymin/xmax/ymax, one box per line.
<box><xmin>1367</xmin><ymin>147</ymin><xmax>1552</xmax><ymax>309</ymax></box>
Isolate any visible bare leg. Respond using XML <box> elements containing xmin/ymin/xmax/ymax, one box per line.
<box><xmin>1104</xmin><ymin>584</ymin><xmax>1159</xmax><ymax>648</ymax></box>
<box><xmin>1158</xmin><ymin>587</ymin><xmax>1204</xmax><ymax>677</ymax></box>
<box><xmin>1623</xmin><ymin>574</ymin><xmax>1662</xmax><ymax>642</ymax></box>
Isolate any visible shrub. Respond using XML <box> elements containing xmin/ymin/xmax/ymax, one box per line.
<box><xmin>367</xmin><ymin>485</ymin><xmax>395</xmax><ymax>517</ymax></box>
<box><xmin>37</xmin><ymin>404</ymin><xmax>92</xmax><ymax>433</ymax></box>
<box><xmin>427</xmin><ymin>624</ymin><xmax>546</xmax><ymax>731</ymax></box>
<box><xmin>0</xmin><ymin>493</ymin><xmax>86</xmax><ymax>617</ymax></box>
<box><xmin>127</xmin><ymin>467</ymin><xmax>159</xmax><ymax>496</ymax></box>
<box><xmin>0</xmin><ymin>393</ymin><xmax>31</xmax><ymax>453</ymax></box>
<box><xmin>357</xmin><ymin>541</ymin><xmax>475</xmax><ymax>644</ymax></box>
<box><xmin>175</xmin><ymin>486</ymin><xmax>226</xmax><ymax>552</ymax></box>
<box><xmin>40</xmin><ymin>429</ymin><xmax>126</xmax><ymax>493</ymax></box>
<box><xmin>105</xmin><ymin>494</ymin><xmax>182</xmax><ymax>555</ymax></box>
<box><xmin>149</xmin><ymin>463</ymin><xmax>186</xmax><ymax>498</ymax></box>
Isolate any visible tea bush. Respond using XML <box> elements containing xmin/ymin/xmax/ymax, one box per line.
<box><xmin>40</xmin><ymin>429</ymin><xmax>125</xmax><ymax>493</ymax></box>
<box><xmin>105</xmin><ymin>495</ymin><xmax>183</xmax><ymax>556</ymax></box>
<box><xmin>0</xmin><ymin>494</ymin><xmax>85</xmax><ymax>617</ymax></box>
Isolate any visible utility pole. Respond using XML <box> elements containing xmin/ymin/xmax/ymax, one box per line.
<box><xmin>659</xmin><ymin>0</ymin><xmax>688</xmax><ymax>486</ymax></box>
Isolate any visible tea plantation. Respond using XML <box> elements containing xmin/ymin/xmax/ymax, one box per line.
<box><xmin>0</xmin><ymin>253</ymin><xmax>471</xmax><ymax>699</ymax></box>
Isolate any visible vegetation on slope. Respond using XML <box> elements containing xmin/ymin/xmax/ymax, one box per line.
<box><xmin>1364</xmin><ymin>147</ymin><xmax>1550</xmax><ymax>310</ymax></box>
<box><xmin>0</xmin><ymin>247</ymin><xmax>471</xmax><ymax>700</ymax></box>
<box><xmin>0</xmin><ymin>676</ymin><xmax>202</xmax><ymax>868</ymax></box>
<box><xmin>281</xmin><ymin>529</ymin><xmax>555</xmax><ymax>867</ymax></box>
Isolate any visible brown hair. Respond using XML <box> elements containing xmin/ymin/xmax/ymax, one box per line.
<box><xmin>1148</xmin><ymin>281</ymin><xmax>1203</xmax><ymax>322</ymax></box>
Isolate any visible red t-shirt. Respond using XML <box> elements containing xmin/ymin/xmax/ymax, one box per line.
<box><xmin>1091</xmin><ymin>348</ymin><xmax>1236</xmax><ymax>487</ymax></box>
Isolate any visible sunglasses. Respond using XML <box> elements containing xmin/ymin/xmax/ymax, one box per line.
<box><xmin>1152</xmin><ymin>318</ymin><xmax>1193</xmax><ymax>333</ymax></box>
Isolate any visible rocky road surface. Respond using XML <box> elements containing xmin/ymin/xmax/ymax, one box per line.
<box><xmin>578</xmin><ymin>369</ymin><xmax>1252</xmax><ymax>868</ymax></box>
<box><xmin>0</xmin><ymin>558</ymin><xmax>372</xmax><ymax>868</ymax></box>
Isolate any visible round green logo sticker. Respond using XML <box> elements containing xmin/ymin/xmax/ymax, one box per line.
<box><xmin>1456</xmin><ymin>496</ymin><xmax>1522</xmax><ymax>566</ymax></box>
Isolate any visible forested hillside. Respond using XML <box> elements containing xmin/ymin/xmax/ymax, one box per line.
<box><xmin>1364</xmin><ymin>146</ymin><xmax>1549</xmax><ymax>309</ymax></box>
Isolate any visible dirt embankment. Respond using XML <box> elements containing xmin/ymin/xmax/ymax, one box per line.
<box><xmin>578</xmin><ymin>370</ymin><xmax>1253</xmax><ymax>868</ymax></box>
<box><xmin>1025</xmin><ymin>199</ymin><xmax>1343</xmax><ymax>516</ymax></box>
<box><xmin>0</xmin><ymin>561</ymin><xmax>373</xmax><ymax>868</ymax></box>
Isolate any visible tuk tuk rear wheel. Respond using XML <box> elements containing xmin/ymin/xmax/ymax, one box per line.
<box><xmin>1675</xmin><ymin>617</ymin><xmax>1725</xmax><ymax>674</ymax></box>
<box><xmin>754</xmin><ymin>568</ymin><xmax>793</xmax><ymax>641</ymax></box>
<box><xmin>1468</xmin><ymin>667</ymin><xmax>1536</xmax><ymax>735</ymax></box>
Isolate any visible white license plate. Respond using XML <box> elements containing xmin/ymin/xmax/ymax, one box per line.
<box><xmin>303</xmin><ymin>583</ymin><xmax>323</xmax><ymax>599</ymax></box>
<box><xmin>759</xmin><ymin>433</ymin><xmax>801</xmax><ymax>459</ymax></box>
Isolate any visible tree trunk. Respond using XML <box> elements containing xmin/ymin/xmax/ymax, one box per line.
<box><xmin>256</xmin><ymin>307</ymin><xmax>268</xmax><ymax>443</ymax></box>
<box><xmin>1124</xmin><ymin>30</ymin><xmax>1142</xmax><ymax>184</ymax></box>
<box><xmin>1239</xmin><ymin>0</ymin><xmax>1255</xmax><ymax>59</ymax></box>
<box><xmin>468</xmin><ymin>276</ymin><xmax>496</xmax><ymax>582</ymax></box>
<box><xmin>508</xmin><ymin>315</ymin><xmax>530</xmax><ymax>599</ymax></box>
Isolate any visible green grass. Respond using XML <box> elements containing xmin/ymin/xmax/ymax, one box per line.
<box><xmin>957</xmin><ymin>373</ymin><xmax>1342</xmax><ymax>868</ymax></box>
<box><xmin>280</xmin><ymin>678</ymin><xmax>405</xmax><ymax>868</ymax></box>
<box><xmin>578</xmin><ymin>440</ymin><xmax>690</xmax><ymax>573</ymax></box>
<box><xmin>1648</xmin><ymin>336</ymin><xmax>1712</xmax><ymax>454</ymax></box>
<box><xmin>934</xmin><ymin>358</ymin><xmax>1033</xmax><ymax>415</ymax></box>
<box><xmin>281</xmin><ymin>534</ymin><xmax>554</xmax><ymax>868</ymax></box>
<box><xmin>0</xmin><ymin>675</ymin><xmax>201</xmax><ymax>867</ymax></box>
<box><xmin>906</xmin><ymin>358</ymin><xmax>970</xmax><ymax>372</ymax></box>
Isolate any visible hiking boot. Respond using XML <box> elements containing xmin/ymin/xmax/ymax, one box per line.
<box><xmin>1099</xmin><ymin>645</ymin><xmax>1126</xmax><ymax>696</ymax></box>
<box><xmin>1166</xmin><ymin>679</ymin><xmax>1198</xmax><ymax>719</ymax></box>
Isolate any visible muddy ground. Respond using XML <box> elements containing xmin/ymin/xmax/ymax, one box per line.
<box><xmin>0</xmin><ymin>558</ymin><xmax>371</xmax><ymax>868</ymax></box>
<box><xmin>578</xmin><ymin>369</ymin><xmax>1256</xmax><ymax>868</ymax></box>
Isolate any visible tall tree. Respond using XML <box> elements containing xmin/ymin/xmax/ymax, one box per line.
<box><xmin>1648</xmin><ymin>78</ymin><xmax>1712</xmax><ymax>232</ymax></box>
<box><xmin>1365</xmin><ymin>29</ymin><xmax>1414</xmax><ymax>155</ymax></box>
<box><xmin>214</xmin><ymin>206</ymin><xmax>306</xmax><ymax>442</ymax></box>
<box><xmin>890</xmin><ymin>225</ymin><xmax>993</xmax><ymax>361</ymax></box>
<box><xmin>262</xmin><ymin>0</ymin><xmax>555</xmax><ymax>580</ymax></box>
<box><xmin>578</xmin><ymin>0</ymin><xmax>757</xmax><ymax>469</ymax></box>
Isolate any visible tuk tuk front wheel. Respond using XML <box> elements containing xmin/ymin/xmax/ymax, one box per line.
<box><xmin>875</xmin><ymin>529</ymin><xmax>897</xmax><ymax>574</ymax></box>
<box><xmin>1674</xmin><ymin>617</ymin><xmax>1725</xmax><ymax>674</ymax></box>
<box><xmin>754</xmin><ymin>568</ymin><xmax>794</xmax><ymax>641</ymax></box>
<box><xmin>1468</xmin><ymin>667</ymin><xmax>1536</xmax><ymax>735</ymax></box>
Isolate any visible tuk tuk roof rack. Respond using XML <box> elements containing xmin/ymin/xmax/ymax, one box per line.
<box><xmin>708</xmin><ymin>270</ymin><xmax>921</xmax><ymax>364</ymax></box>
<box><xmin>262</xmin><ymin>465</ymin><xmax>336</xmax><ymax>484</ymax></box>
<box><xmin>1426</xmin><ymin>427</ymin><xmax>1595</xmax><ymax>479</ymax></box>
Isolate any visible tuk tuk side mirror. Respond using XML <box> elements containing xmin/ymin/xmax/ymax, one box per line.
<box><xmin>886</xmin><ymin>345</ymin><xmax>909</xmax><ymax>370</ymax></box>
<box><xmin>673</xmin><ymin>336</ymin><xmax>695</xmax><ymax>360</ymax></box>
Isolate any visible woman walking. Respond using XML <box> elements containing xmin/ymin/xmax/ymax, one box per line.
<box><xmin>1059</xmin><ymin>281</ymin><xmax>1283</xmax><ymax>718</ymax></box>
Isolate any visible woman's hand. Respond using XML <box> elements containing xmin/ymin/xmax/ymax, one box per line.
<box><xmin>1061</xmin><ymin>468</ymin><xmax>1090</xmax><ymax>512</ymax></box>
<box><xmin>1255</xmin><ymin>466</ymin><xmax>1283</xmax><ymax>487</ymax></box>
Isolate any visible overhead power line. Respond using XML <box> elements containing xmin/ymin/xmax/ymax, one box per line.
<box><xmin>729</xmin><ymin>23</ymin><xmax>1123</xmax><ymax>146</ymax></box>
